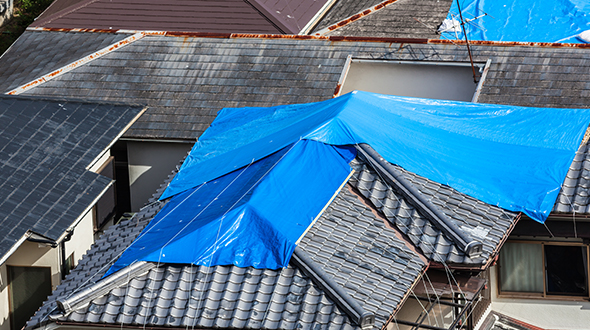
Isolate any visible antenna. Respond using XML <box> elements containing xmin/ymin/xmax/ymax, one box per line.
<box><xmin>455</xmin><ymin>0</ymin><xmax>478</xmax><ymax>83</ymax></box>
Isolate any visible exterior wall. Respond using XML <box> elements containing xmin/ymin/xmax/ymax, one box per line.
<box><xmin>0</xmin><ymin>208</ymin><xmax>97</xmax><ymax>330</ymax></box>
<box><xmin>0</xmin><ymin>241</ymin><xmax>59</xmax><ymax>330</ymax></box>
<box><xmin>489</xmin><ymin>264</ymin><xmax>590</xmax><ymax>329</ymax></box>
<box><xmin>340</xmin><ymin>61</ymin><xmax>479</xmax><ymax>102</ymax></box>
<box><xmin>0</xmin><ymin>0</ymin><xmax>13</xmax><ymax>28</ymax></box>
<box><xmin>63</xmin><ymin>209</ymin><xmax>95</xmax><ymax>269</ymax></box>
<box><xmin>126</xmin><ymin>141</ymin><xmax>192</xmax><ymax>211</ymax></box>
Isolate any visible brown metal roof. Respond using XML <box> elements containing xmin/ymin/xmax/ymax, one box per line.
<box><xmin>248</xmin><ymin>0</ymin><xmax>332</xmax><ymax>33</ymax></box>
<box><xmin>30</xmin><ymin>0</ymin><xmax>284</xmax><ymax>34</ymax></box>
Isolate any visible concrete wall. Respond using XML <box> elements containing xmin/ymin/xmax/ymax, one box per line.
<box><xmin>0</xmin><ymin>0</ymin><xmax>13</xmax><ymax>28</ymax></box>
<box><xmin>126</xmin><ymin>141</ymin><xmax>192</xmax><ymax>211</ymax></box>
<box><xmin>341</xmin><ymin>61</ymin><xmax>478</xmax><ymax>102</ymax></box>
<box><xmin>489</xmin><ymin>265</ymin><xmax>590</xmax><ymax>329</ymax></box>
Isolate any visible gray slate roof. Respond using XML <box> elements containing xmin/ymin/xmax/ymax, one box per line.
<box><xmin>316</xmin><ymin>0</ymin><xmax>452</xmax><ymax>39</ymax></box>
<box><xmin>0</xmin><ymin>95</ymin><xmax>144</xmax><ymax>260</ymax></box>
<box><xmin>0</xmin><ymin>30</ymin><xmax>128</xmax><ymax>92</ymax></box>
<box><xmin>3</xmin><ymin>31</ymin><xmax>590</xmax><ymax>142</ymax></box>
<box><xmin>311</xmin><ymin>0</ymin><xmax>385</xmax><ymax>32</ymax></box>
<box><xmin>349</xmin><ymin>159</ymin><xmax>518</xmax><ymax>265</ymax></box>
<box><xmin>29</xmin><ymin>157</ymin><xmax>426</xmax><ymax>330</ymax></box>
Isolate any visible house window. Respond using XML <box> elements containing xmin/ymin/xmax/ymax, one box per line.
<box><xmin>337</xmin><ymin>59</ymin><xmax>488</xmax><ymax>102</ymax></box>
<box><xmin>498</xmin><ymin>241</ymin><xmax>589</xmax><ymax>298</ymax></box>
<box><xmin>8</xmin><ymin>266</ymin><xmax>53</xmax><ymax>330</ymax></box>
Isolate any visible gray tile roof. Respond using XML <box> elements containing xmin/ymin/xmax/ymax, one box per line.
<box><xmin>0</xmin><ymin>95</ymin><xmax>145</xmax><ymax>260</ymax></box>
<box><xmin>348</xmin><ymin>157</ymin><xmax>519</xmax><ymax>265</ymax></box>
<box><xmin>317</xmin><ymin>0</ymin><xmax>452</xmax><ymax>39</ymax></box>
<box><xmin>28</xmin><ymin>157</ymin><xmax>427</xmax><ymax>330</ymax></box>
<box><xmin>0</xmin><ymin>30</ymin><xmax>128</xmax><ymax>92</ymax></box>
<box><xmin>554</xmin><ymin>139</ymin><xmax>590</xmax><ymax>214</ymax></box>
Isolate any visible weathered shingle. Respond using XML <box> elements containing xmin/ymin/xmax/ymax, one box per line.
<box><xmin>317</xmin><ymin>0</ymin><xmax>452</xmax><ymax>39</ymax></box>
<box><xmin>4</xmin><ymin>32</ymin><xmax>589</xmax><ymax>142</ymax></box>
<box><xmin>0</xmin><ymin>30</ymin><xmax>129</xmax><ymax>92</ymax></box>
<box><xmin>0</xmin><ymin>95</ymin><xmax>145</xmax><ymax>260</ymax></box>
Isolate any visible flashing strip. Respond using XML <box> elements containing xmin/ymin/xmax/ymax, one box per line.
<box><xmin>471</xmin><ymin>58</ymin><xmax>492</xmax><ymax>103</ymax></box>
<box><xmin>313</xmin><ymin>0</ymin><xmax>401</xmax><ymax>36</ymax></box>
<box><xmin>299</xmin><ymin>0</ymin><xmax>338</xmax><ymax>35</ymax></box>
<box><xmin>333</xmin><ymin>54</ymin><xmax>352</xmax><ymax>97</ymax></box>
<box><xmin>6</xmin><ymin>32</ymin><xmax>145</xmax><ymax>95</ymax></box>
<box><xmin>24</xmin><ymin>27</ymin><xmax>590</xmax><ymax>49</ymax></box>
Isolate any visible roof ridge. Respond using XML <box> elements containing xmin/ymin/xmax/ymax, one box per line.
<box><xmin>355</xmin><ymin>144</ymin><xmax>483</xmax><ymax>259</ymax></box>
<box><xmin>32</xmin><ymin>0</ymin><xmax>103</xmax><ymax>28</ymax></box>
<box><xmin>313</xmin><ymin>0</ymin><xmax>401</xmax><ymax>36</ymax></box>
<box><xmin>54</xmin><ymin>261</ymin><xmax>154</xmax><ymax>316</ymax></box>
<box><xmin>290</xmin><ymin>247</ymin><xmax>375</xmax><ymax>329</ymax></box>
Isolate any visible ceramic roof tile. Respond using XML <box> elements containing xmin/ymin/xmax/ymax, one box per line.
<box><xmin>29</xmin><ymin>154</ymin><xmax>429</xmax><ymax>330</ymax></box>
<box><xmin>553</xmin><ymin>139</ymin><xmax>590</xmax><ymax>214</ymax></box>
<box><xmin>348</xmin><ymin>158</ymin><xmax>519</xmax><ymax>265</ymax></box>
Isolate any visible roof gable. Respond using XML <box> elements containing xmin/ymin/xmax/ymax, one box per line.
<box><xmin>0</xmin><ymin>95</ymin><xmax>145</xmax><ymax>260</ymax></box>
<box><xmin>30</xmin><ymin>0</ymin><xmax>283</xmax><ymax>34</ymax></box>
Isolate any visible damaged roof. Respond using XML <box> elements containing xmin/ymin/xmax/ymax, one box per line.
<box><xmin>0</xmin><ymin>95</ymin><xmax>145</xmax><ymax>262</ymax></box>
<box><xmin>2</xmin><ymin>32</ymin><xmax>590</xmax><ymax>141</ymax></box>
<box><xmin>28</xmin><ymin>137</ymin><xmax>524</xmax><ymax>330</ymax></box>
<box><xmin>312</xmin><ymin>0</ymin><xmax>452</xmax><ymax>39</ymax></box>
<box><xmin>28</xmin><ymin>156</ymin><xmax>428</xmax><ymax>330</ymax></box>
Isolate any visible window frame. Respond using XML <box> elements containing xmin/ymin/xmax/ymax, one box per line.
<box><xmin>497</xmin><ymin>240</ymin><xmax>590</xmax><ymax>301</ymax></box>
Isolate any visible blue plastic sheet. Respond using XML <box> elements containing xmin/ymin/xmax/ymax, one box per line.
<box><xmin>163</xmin><ymin>91</ymin><xmax>590</xmax><ymax>223</ymax></box>
<box><xmin>105</xmin><ymin>140</ymin><xmax>355</xmax><ymax>275</ymax></box>
<box><xmin>441</xmin><ymin>0</ymin><xmax>590</xmax><ymax>43</ymax></box>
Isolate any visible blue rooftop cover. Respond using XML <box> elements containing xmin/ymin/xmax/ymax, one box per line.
<box><xmin>162</xmin><ymin>91</ymin><xmax>590</xmax><ymax>223</ymax></box>
<box><xmin>106</xmin><ymin>140</ymin><xmax>355</xmax><ymax>275</ymax></box>
<box><xmin>441</xmin><ymin>0</ymin><xmax>590</xmax><ymax>43</ymax></box>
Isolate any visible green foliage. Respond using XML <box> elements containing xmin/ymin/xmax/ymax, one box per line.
<box><xmin>0</xmin><ymin>0</ymin><xmax>54</xmax><ymax>55</ymax></box>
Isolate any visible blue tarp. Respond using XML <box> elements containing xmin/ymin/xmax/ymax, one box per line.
<box><xmin>162</xmin><ymin>91</ymin><xmax>590</xmax><ymax>224</ymax></box>
<box><xmin>105</xmin><ymin>140</ymin><xmax>355</xmax><ymax>275</ymax></box>
<box><xmin>441</xmin><ymin>0</ymin><xmax>590</xmax><ymax>43</ymax></box>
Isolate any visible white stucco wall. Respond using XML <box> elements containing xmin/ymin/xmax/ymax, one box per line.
<box><xmin>489</xmin><ymin>265</ymin><xmax>590</xmax><ymax>329</ymax></box>
<box><xmin>126</xmin><ymin>141</ymin><xmax>193</xmax><ymax>211</ymax></box>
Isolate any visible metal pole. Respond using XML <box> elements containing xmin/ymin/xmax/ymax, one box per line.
<box><xmin>456</xmin><ymin>0</ymin><xmax>478</xmax><ymax>83</ymax></box>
